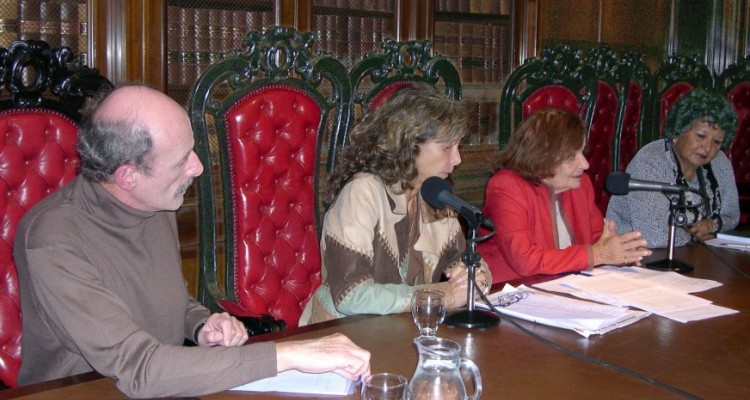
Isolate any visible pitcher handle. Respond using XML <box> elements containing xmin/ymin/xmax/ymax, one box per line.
<box><xmin>459</xmin><ymin>358</ymin><xmax>482</xmax><ymax>400</ymax></box>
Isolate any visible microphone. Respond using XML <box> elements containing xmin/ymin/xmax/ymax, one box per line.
<box><xmin>420</xmin><ymin>176</ymin><xmax>495</xmax><ymax>229</ymax></box>
<box><xmin>606</xmin><ymin>172</ymin><xmax>688</xmax><ymax>195</ymax></box>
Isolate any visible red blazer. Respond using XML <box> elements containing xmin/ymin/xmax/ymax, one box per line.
<box><xmin>478</xmin><ymin>169</ymin><xmax>603</xmax><ymax>283</ymax></box>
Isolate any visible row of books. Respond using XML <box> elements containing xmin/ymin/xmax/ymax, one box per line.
<box><xmin>434</xmin><ymin>22</ymin><xmax>511</xmax><ymax>84</ymax></box>
<box><xmin>166</xmin><ymin>6</ymin><xmax>273</xmax><ymax>87</ymax></box>
<box><xmin>435</xmin><ymin>0</ymin><xmax>511</xmax><ymax>15</ymax></box>
<box><xmin>315</xmin><ymin>0</ymin><xmax>391</xmax><ymax>12</ymax></box>
<box><xmin>465</xmin><ymin>100</ymin><xmax>500</xmax><ymax>145</ymax></box>
<box><xmin>312</xmin><ymin>14</ymin><xmax>395</xmax><ymax>68</ymax></box>
<box><xmin>0</xmin><ymin>0</ymin><xmax>88</xmax><ymax>62</ymax></box>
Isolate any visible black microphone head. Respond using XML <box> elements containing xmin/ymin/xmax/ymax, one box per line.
<box><xmin>606</xmin><ymin>172</ymin><xmax>631</xmax><ymax>195</ymax></box>
<box><xmin>420</xmin><ymin>176</ymin><xmax>452</xmax><ymax>209</ymax></box>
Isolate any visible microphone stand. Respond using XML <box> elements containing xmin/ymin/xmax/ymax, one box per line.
<box><xmin>645</xmin><ymin>190</ymin><xmax>694</xmax><ymax>273</ymax></box>
<box><xmin>444</xmin><ymin>224</ymin><xmax>501</xmax><ymax>329</ymax></box>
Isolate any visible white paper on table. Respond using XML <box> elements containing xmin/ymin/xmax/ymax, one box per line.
<box><xmin>477</xmin><ymin>285</ymin><xmax>650</xmax><ymax>338</ymax></box>
<box><xmin>705</xmin><ymin>237</ymin><xmax>750</xmax><ymax>252</ymax></box>
<box><xmin>595</xmin><ymin>265</ymin><xmax>722</xmax><ymax>293</ymax></box>
<box><xmin>533</xmin><ymin>268</ymin><xmax>737</xmax><ymax>322</ymax></box>
<box><xmin>230</xmin><ymin>369</ymin><xmax>355</xmax><ymax>395</ymax></box>
<box><xmin>657</xmin><ymin>303</ymin><xmax>739</xmax><ymax>323</ymax></box>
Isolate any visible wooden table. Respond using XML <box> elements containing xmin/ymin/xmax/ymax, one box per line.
<box><xmin>2</xmin><ymin>243</ymin><xmax>749</xmax><ymax>399</ymax></box>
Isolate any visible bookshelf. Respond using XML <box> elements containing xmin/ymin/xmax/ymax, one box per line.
<box><xmin>311</xmin><ymin>0</ymin><xmax>395</xmax><ymax>69</ymax></box>
<box><xmin>0</xmin><ymin>0</ymin><xmax>89</xmax><ymax>65</ymax></box>
<box><xmin>434</xmin><ymin>0</ymin><xmax>512</xmax><ymax>148</ymax></box>
<box><xmin>431</xmin><ymin>0</ymin><xmax>514</xmax><ymax>206</ymax></box>
<box><xmin>166</xmin><ymin>0</ymin><xmax>274</xmax><ymax>106</ymax></box>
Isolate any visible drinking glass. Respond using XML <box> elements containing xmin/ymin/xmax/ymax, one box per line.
<box><xmin>360</xmin><ymin>373</ymin><xmax>408</xmax><ymax>400</ymax></box>
<box><xmin>410</xmin><ymin>289</ymin><xmax>447</xmax><ymax>336</ymax></box>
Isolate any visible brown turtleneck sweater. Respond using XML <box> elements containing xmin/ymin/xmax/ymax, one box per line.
<box><xmin>14</xmin><ymin>177</ymin><xmax>276</xmax><ymax>398</ymax></box>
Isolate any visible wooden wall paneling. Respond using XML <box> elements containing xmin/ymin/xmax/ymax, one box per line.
<box><xmin>514</xmin><ymin>0</ymin><xmax>539</xmax><ymax>66</ymax></box>
<box><xmin>278</xmin><ymin>0</ymin><xmax>311</xmax><ymax>30</ymax></box>
<box><xmin>538</xmin><ymin>0</ymin><xmax>599</xmax><ymax>49</ymax></box>
<box><xmin>601</xmin><ymin>0</ymin><xmax>670</xmax><ymax>72</ymax></box>
<box><xmin>91</xmin><ymin>0</ymin><xmax>166</xmax><ymax>90</ymax></box>
<box><xmin>393</xmin><ymin>0</ymin><xmax>431</xmax><ymax>41</ymax></box>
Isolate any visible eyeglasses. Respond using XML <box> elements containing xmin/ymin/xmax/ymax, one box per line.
<box><xmin>488</xmin><ymin>290</ymin><xmax>531</xmax><ymax>308</ymax></box>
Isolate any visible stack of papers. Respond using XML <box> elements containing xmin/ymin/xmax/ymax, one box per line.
<box><xmin>230</xmin><ymin>370</ymin><xmax>355</xmax><ymax>395</ymax></box>
<box><xmin>706</xmin><ymin>230</ymin><xmax>750</xmax><ymax>251</ymax></box>
<box><xmin>478</xmin><ymin>285</ymin><xmax>650</xmax><ymax>338</ymax></box>
<box><xmin>533</xmin><ymin>266</ymin><xmax>738</xmax><ymax>323</ymax></box>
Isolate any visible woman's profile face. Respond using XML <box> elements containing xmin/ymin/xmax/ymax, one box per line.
<box><xmin>541</xmin><ymin>147</ymin><xmax>589</xmax><ymax>194</ymax></box>
<box><xmin>414</xmin><ymin>137</ymin><xmax>462</xmax><ymax>189</ymax></box>
<box><xmin>673</xmin><ymin>119</ymin><xmax>725</xmax><ymax>172</ymax></box>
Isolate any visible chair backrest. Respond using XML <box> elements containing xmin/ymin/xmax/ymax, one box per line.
<box><xmin>648</xmin><ymin>54</ymin><xmax>713</xmax><ymax>144</ymax></box>
<box><xmin>584</xmin><ymin>44</ymin><xmax>632</xmax><ymax>213</ymax></box>
<box><xmin>0</xmin><ymin>40</ymin><xmax>111</xmax><ymax>388</ymax></box>
<box><xmin>190</xmin><ymin>27</ymin><xmax>351</xmax><ymax>328</ymax></box>
<box><xmin>498</xmin><ymin>44</ymin><xmax>598</xmax><ymax>147</ymax></box>
<box><xmin>717</xmin><ymin>54</ymin><xmax>750</xmax><ymax>224</ymax></box>
<box><xmin>615</xmin><ymin>50</ymin><xmax>652</xmax><ymax>171</ymax></box>
<box><xmin>350</xmin><ymin>38</ymin><xmax>461</xmax><ymax>130</ymax></box>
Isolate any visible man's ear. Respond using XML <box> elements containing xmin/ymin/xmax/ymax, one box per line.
<box><xmin>112</xmin><ymin>164</ymin><xmax>139</xmax><ymax>191</ymax></box>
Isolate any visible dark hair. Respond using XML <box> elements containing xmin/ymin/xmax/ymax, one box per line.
<box><xmin>325</xmin><ymin>82</ymin><xmax>467</xmax><ymax>203</ymax></box>
<box><xmin>492</xmin><ymin>108</ymin><xmax>586</xmax><ymax>184</ymax></box>
<box><xmin>664</xmin><ymin>88</ymin><xmax>738</xmax><ymax>148</ymax></box>
<box><xmin>77</xmin><ymin>84</ymin><xmax>154</xmax><ymax>182</ymax></box>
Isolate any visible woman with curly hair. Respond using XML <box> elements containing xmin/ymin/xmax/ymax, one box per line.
<box><xmin>606</xmin><ymin>88</ymin><xmax>739</xmax><ymax>247</ymax></box>
<box><xmin>299</xmin><ymin>83</ymin><xmax>491</xmax><ymax>325</ymax></box>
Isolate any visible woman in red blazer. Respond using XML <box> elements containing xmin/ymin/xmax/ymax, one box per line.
<box><xmin>478</xmin><ymin>108</ymin><xmax>652</xmax><ymax>283</ymax></box>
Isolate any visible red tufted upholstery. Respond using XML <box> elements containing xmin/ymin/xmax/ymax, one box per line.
<box><xmin>499</xmin><ymin>45</ymin><xmax>598</xmax><ymax>147</ymax></box>
<box><xmin>649</xmin><ymin>54</ymin><xmax>712</xmax><ymax>144</ymax></box>
<box><xmin>368</xmin><ymin>81</ymin><xmax>412</xmax><ymax>111</ymax></box>
<box><xmin>350</xmin><ymin>38</ymin><xmax>462</xmax><ymax>132</ymax></box>
<box><xmin>719</xmin><ymin>56</ymin><xmax>750</xmax><ymax>225</ymax></box>
<box><xmin>222</xmin><ymin>86</ymin><xmax>322</xmax><ymax>325</ymax></box>
<box><xmin>727</xmin><ymin>82</ymin><xmax>750</xmax><ymax>224</ymax></box>
<box><xmin>521</xmin><ymin>85</ymin><xmax>581</xmax><ymax>118</ymax></box>
<box><xmin>0</xmin><ymin>111</ymin><xmax>80</xmax><ymax>389</ymax></box>
<box><xmin>191</xmin><ymin>27</ymin><xmax>351</xmax><ymax>329</ymax></box>
<box><xmin>658</xmin><ymin>82</ymin><xmax>694</xmax><ymax>137</ymax></box>
<box><xmin>619</xmin><ymin>80</ymin><xmax>644</xmax><ymax>170</ymax></box>
<box><xmin>0</xmin><ymin>39</ymin><xmax>110</xmax><ymax>388</ymax></box>
<box><xmin>586</xmin><ymin>82</ymin><xmax>617</xmax><ymax>213</ymax></box>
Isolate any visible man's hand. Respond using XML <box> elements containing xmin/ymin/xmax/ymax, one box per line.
<box><xmin>196</xmin><ymin>312</ymin><xmax>248</xmax><ymax>347</ymax></box>
<box><xmin>276</xmin><ymin>333</ymin><xmax>371</xmax><ymax>381</ymax></box>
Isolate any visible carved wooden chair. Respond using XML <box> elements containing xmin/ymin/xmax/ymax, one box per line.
<box><xmin>190</xmin><ymin>27</ymin><xmax>351</xmax><ymax>328</ymax></box>
<box><xmin>0</xmin><ymin>40</ymin><xmax>111</xmax><ymax>388</ymax></box>
<box><xmin>648</xmin><ymin>54</ymin><xmax>713</xmax><ymax>144</ymax></box>
<box><xmin>498</xmin><ymin>44</ymin><xmax>598</xmax><ymax>147</ymax></box>
<box><xmin>717</xmin><ymin>55</ymin><xmax>750</xmax><ymax>225</ymax></box>
<box><xmin>615</xmin><ymin>50</ymin><xmax>652</xmax><ymax>171</ymax></box>
<box><xmin>350</xmin><ymin>38</ymin><xmax>461</xmax><ymax>129</ymax></box>
<box><xmin>583</xmin><ymin>44</ymin><xmax>624</xmax><ymax>213</ymax></box>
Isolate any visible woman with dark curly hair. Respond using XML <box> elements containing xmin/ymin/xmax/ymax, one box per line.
<box><xmin>477</xmin><ymin>108</ymin><xmax>651</xmax><ymax>284</ymax></box>
<box><xmin>299</xmin><ymin>83</ymin><xmax>491</xmax><ymax>325</ymax></box>
<box><xmin>606</xmin><ymin>88</ymin><xmax>739</xmax><ymax>247</ymax></box>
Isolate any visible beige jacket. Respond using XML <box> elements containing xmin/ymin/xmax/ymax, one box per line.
<box><xmin>300</xmin><ymin>173</ymin><xmax>490</xmax><ymax>325</ymax></box>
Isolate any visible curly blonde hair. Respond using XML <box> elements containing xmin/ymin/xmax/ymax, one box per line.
<box><xmin>325</xmin><ymin>83</ymin><xmax>468</xmax><ymax>203</ymax></box>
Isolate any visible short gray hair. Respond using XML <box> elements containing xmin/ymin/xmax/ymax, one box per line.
<box><xmin>77</xmin><ymin>88</ymin><xmax>153</xmax><ymax>182</ymax></box>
